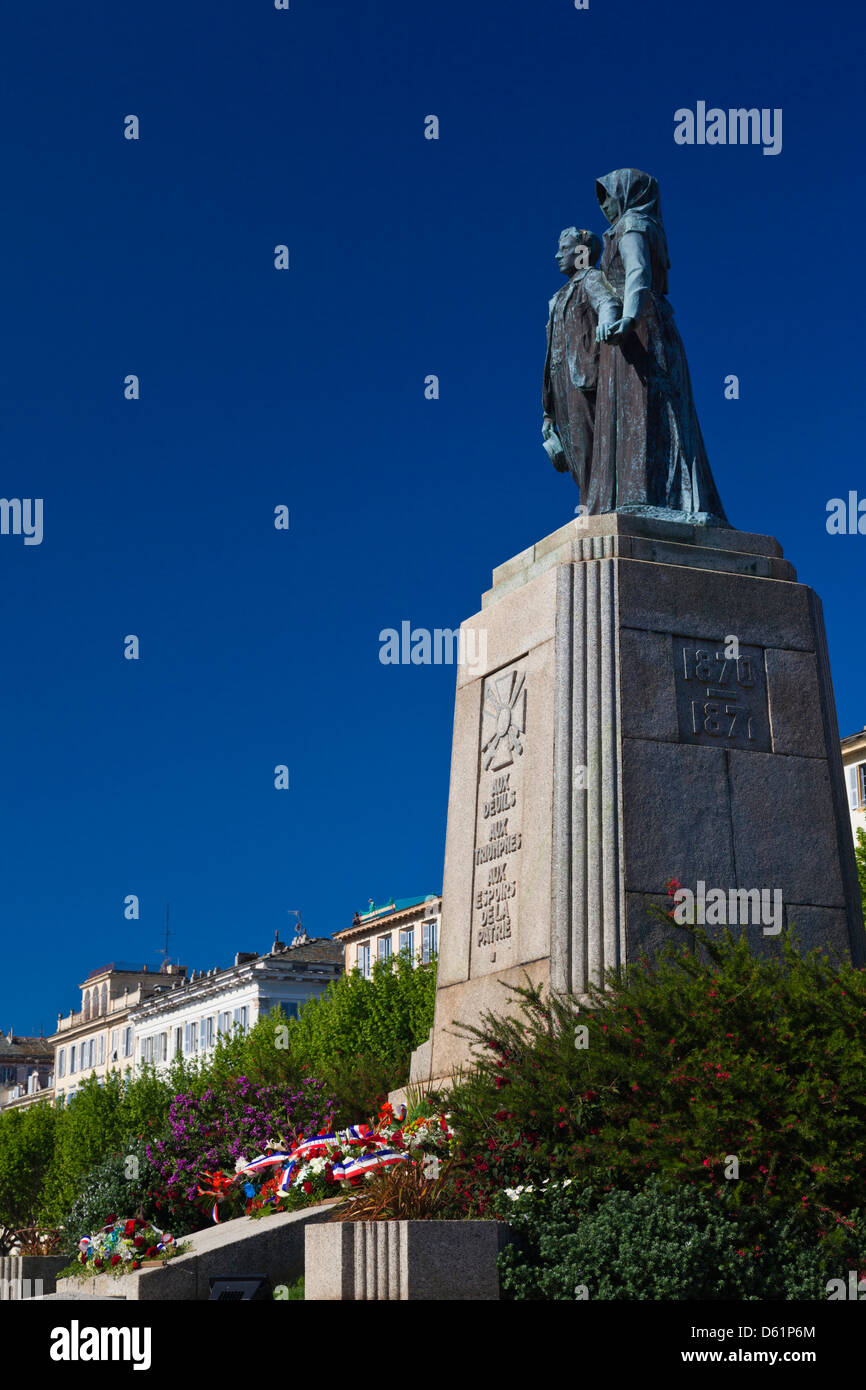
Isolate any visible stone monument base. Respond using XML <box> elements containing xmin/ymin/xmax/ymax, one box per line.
<box><xmin>412</xmin><ymin>512</ymin><xmax>865</xmax><ymax>1090</ymax></box>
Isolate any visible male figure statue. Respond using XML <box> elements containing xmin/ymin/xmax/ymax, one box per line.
<box><xmin>542</xmin><ymin>227</ymin><xmax>620</xmax><ymax>500</ymax></box>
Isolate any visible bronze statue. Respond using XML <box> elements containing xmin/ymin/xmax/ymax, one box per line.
<box><xmin>542</xmin><ymin>228</ymin><xmax>620</xmax><ymax>497</ymax></box>
<box><xmin>544</xmin><ymin>171</ymin><xmax>729</xmax><ymax>526</ymax></box>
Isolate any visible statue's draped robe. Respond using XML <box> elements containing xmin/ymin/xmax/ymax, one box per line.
<box><xmin>543</xmin><ymin>267</ymin><xmax>620</xmax><ymax>496</ymax></box>
<box><xmin>585</xmin><ymin>169</ymin><xmax>729</xmax><ymax>522</ymax></box>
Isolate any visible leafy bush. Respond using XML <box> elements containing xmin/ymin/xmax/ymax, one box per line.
<box><xmin>40</xmin><ymin>1066</ymin><xmax>188</xmax><ymax>1226</ymax></box>
<box><xmin>856</xmin><ymin>828</ymin><xmax>866</xmax><ymax>925</ymax></box>
<box><xmin>446</xmin><ymin>923</ymin><xmax>866</xmax><ymax>1241</ymax></box>
<box><xmin>274</xmin><ymin>1275</ymin><xmax>305</xmax><ymax>1300</ymax></box>
<box><xmin>60</xmin><ymin>1138</ymin><xmax>206</xmax><ymax>1258</ymax></box>
<box><xmin>146</xmin><ymin>1074</ymin><xmax>334</xmax><ymax>1206</ymax></box>
<box><xmin>496</xmin><ymin>1180</ymin><xmax>858</xmax><ymax>1301</ymax></box>
<box><xmin>275</xmin><ymin>953</ymin><xmax>437</xmax><ymax>1121</ymax></box>
<box><xmin>0</xmin><ymin>1101</ymin><xmax>56</xmax><ymax>1250</ymax></box>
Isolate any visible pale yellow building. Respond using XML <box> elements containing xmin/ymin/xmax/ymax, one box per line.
<box><xmin>842</xmin><ymin>728</ymin><xmax>866</xmax><ymax>844</ymax></box>
<box><xmin>50</xmin><ymin>960</ymin><xmax>186</xmax><ymax>1102</ymax></box>
<box><xmin>333</xmin><ymin>895</ymin><xmax>442</xmax><ymax>977</ymax></box>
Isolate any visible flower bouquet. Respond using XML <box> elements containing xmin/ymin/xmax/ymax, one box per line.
<box><xmin>75</xmin><ymin>1216</ymin><xmax>179</xmax><ymax>1276</ymax></box>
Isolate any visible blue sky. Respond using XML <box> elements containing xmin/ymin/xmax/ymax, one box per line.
<box><xmin>3</xmin><ymin>0</ymin><xmax>864</xmax><ymax>1033</ymax></box>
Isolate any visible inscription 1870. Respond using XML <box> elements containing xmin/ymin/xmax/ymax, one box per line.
<box><xmin>673</xmin><ymin>639</ymin><xmax>771</xmax><ymax>752</ymax></box>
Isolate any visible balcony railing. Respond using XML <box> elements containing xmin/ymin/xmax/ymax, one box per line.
<box><xmin>54</xmin><ymin>986</ymin><xmax>146</xmax><ymax>1034</ymax></box>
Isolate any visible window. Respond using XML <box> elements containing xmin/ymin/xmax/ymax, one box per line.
<box><xmin>422</xmin><ymin>919</ymin><xmax>438</xmax><ymax>962</ymax></box>
<box><xmin>69</xmin><ymin>1045</ymin><xmax>77</xmax><ymax>1074</ymax></box>
<box><xmin>232</xmin><ymin>1007</ymin><xmax>249</xmax><ymax>1033</ymax></box>
<box><xmin>190</xmin><ymin>1021</ymin><xmax>198</xmax><ymax>1052</ymax></box>
<box><xmin>356</xmin><ymin>944</ymin><xmax>370</xmax><ymax>979</ymax></box>
<box><xmin>378</xmin><ymin>935</ymin><xmax>392</xmax><ymax>962</ymax></box>
<box><xmin>184</xmin><ymin>1022</ymin><xmax>190</xmax><ymax>1054</ymax></box>
<box><xmin>159</xmin><ymin>1033</ymin><xmax>168</xmax><ymax>1063</ymax></box>
<box><xmin>122</xmin><ymin>1027</ymin><xmax>133</xmax><ymax>1058</ymax></box>
<box><xmin>175</xmin><ymin>1026</ymin><xmax>183</xmax><ymax>1056</ymax></box>
<box><xmin>28</xmin><ymin>1072</ymin><xmax>37</xmax><ymax>1095</ymax></box>
<box><xmin>98</xmin><ymin>1034</ymin><xmax>105</xmax><ymax>1065</ymax></box>
<box><xmin>399</xmin><ymin>928</ymin><xmax>415</xmax><ymax>958</ymax></box>
<box><xmin>205</xmin><ymin>1017</ymin><xmax>214</xmax><ymax>1048</ymax></box>
<box><xmin>110</xmin><ymin>1029</ymin><xmax>119</xmax><ymax>1062</ymax></box>
<box><xmin>848</xmin><ymin>763</ymin><xmax>866</xmax><ymax>809</ymax></box>
<box><xmin>57</xmin><ymin>1049</ymin><xmax>66</xmax><ymax>1079</ymax></box>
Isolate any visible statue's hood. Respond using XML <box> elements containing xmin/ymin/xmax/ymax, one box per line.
<box><xmin>596</xmin><ymin>167</ymin><xmax>670</xmax><ymax>281</ymax></box>
<box><xmin>596</xmin><ymin>168</ymin><xmax>661</xmax><ymax>224</ymax></box>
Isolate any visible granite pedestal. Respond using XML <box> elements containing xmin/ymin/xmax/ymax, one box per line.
<box><xmin>414</xmin><ymin>513</ymin><xmax>865</xmax><ymax>1087</ymax></box>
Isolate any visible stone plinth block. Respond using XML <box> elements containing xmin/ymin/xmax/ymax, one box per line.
<box><xmin>415</xmin><ymin>514</ymin><xmax>865</xmax><ymax>1087</ymax></box>
<box><xmin>0</xmin><ymin>1255</ymin><xmax>67</xmax><ymax>1299</ymax></box>
<box><xmin>305</xmin><ymin>1220</ymin><xmax>507</xmax><ymax>1300</ymax></box>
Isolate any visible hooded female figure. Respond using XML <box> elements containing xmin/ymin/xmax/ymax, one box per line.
<box><xmin>586</xmin><ymin>168</ymin><xmax>729</xmax><ymax>523</ymax></box>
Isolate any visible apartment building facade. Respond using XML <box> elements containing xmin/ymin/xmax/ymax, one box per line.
<box><xmin>128</xmin><ymin>933</ymin><xmax>344</xmax><ymax>1072</ymax></box>
<box><xmin>333</xmin><ymin>895</ymin><xmax>442</xmax><ymax>978</ymax></box>
<box><xmin>50</xmin><ymin>961</ymin><xmax>186</xmax><ymax>1103</ymax></box>
<box><xmin>0</xmin><ymin>1032</ymin><xmax>54</xmax><ymax>1112</ymax></box>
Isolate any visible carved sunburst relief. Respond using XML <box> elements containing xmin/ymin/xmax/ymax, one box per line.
<box><xmin>481</xmin><ymin>668</ymin><xmax>527</xmax><ymax>771</ymax></box>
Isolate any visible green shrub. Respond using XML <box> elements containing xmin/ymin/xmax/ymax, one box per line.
<box><xmin>274</xmin><ymin>1275</ymin><xmax>305</xmax><ymax>1300</ymax></box>
<box><xmin>496</xmin><ymin>1180</ymin><xmax>857</xmax><ymax>1301</ymax></box>
<box><xmin>856</xmin><ymin>828</ymin><xmax>866</xmax><ymax>926</ymax></box>
<box><xmin>253</xmin><ymin>954</ymin><xmax>437</xmax><ymax>1121</ymax></box>
<box><xmin>0</xmin><ymin>1101</ymin><xmax>57</xmax><ymax>1249</ymax></box>
<box><xmin>60</xmin><ymin>1138</ymin><xmax>206</xmax><ymax>1258</ymax></box>
<box><xmin>446</xmin><ymin>924</ymin><xmax>866</xmax><ymax>1240</ymax></box>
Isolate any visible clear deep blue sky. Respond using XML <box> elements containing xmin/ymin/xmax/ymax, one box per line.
<box><xmin>3</xmin><ymin>0</ymin><xmax>864</xmax><ymax>1033</ymax></box>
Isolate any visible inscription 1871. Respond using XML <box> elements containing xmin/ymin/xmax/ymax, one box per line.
<box><xmin>673</xmin><ymin>639</ymin><xmax>771</xmax><ymax>752</ymax></box>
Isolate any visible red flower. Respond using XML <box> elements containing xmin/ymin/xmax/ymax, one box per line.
<box><xmin>131</xmin><ymin>1260</ymin><xmax>141</xmax><ymax>1270</ymax></box>
<box><xmin>302</xmin><ymin>1181</ymin><xmax>313</xmax><ymax>1195</ymax></box>
<box><xmin>106</xmin><ymin>1215</ymin><xmax>117</xmax><ymax>1224</ymax></box>
<box><xmin>145</xmin><ymin>1246</ymin><xmax>157</xmax><ymax>1258</ymax></box>
<box><xmin>94</xmin><ymin>1259</ymin><xmax>104</xmax><ymax>1270</ymax></box>
<box><xmin>133</xmin><ymin>1237</ymin><xmax>145</xmax><ymax>1249</ymax></box>
<box><xmin>111</xmin><ymin>1255</ymin><xmax>122</xmax><ymax>1267</ymax></box>
<box><xmin>124</xmin><ymin>1220</ymin><xmax>136</xmax><ymax>1235</ymax></box>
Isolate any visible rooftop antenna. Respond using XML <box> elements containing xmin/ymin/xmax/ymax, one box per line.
<box><xmin>156</xmin><ymin>902</ymin><xmax>176</xmax><ymax>971</ymax></box>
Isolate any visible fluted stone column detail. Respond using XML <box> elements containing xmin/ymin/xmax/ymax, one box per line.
<box><xmin>552</xmin><ymin>556</ymin><xmax>624</xmax><ymax>997</ymax></box>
